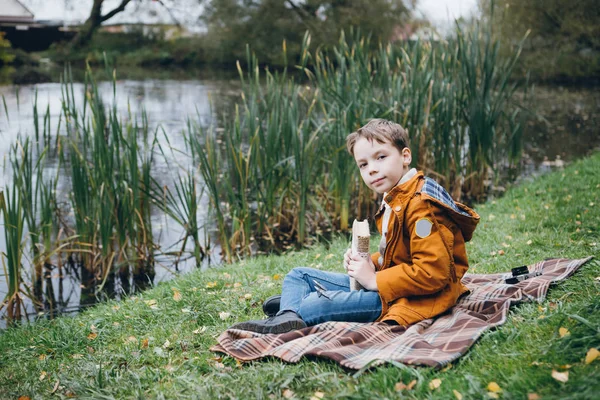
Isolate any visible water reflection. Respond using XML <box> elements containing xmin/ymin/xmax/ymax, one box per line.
<box><xmin>0</xmin><ymin>78</ymin><xmax>239</xmax><ymax>325</ymax></box>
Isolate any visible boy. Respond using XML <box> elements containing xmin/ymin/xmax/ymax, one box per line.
<box><xmin>230</xmin><ymin>119</ymin><xmax>479</xmax><ymax>334</ymax></box>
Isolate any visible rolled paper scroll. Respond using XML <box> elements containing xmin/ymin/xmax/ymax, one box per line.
<box><xmin>350</xmin><ymin>219</ymin><xmax>370</xmax><ymax>291</ymax></box>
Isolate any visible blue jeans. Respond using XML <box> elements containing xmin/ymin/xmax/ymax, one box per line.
<box><xmin>278</xmin><ymin>267</ymin><xmax>382</xmax><ymax>326</ymax></box>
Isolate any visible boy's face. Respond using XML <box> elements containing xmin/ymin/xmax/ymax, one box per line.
<box><xmin>353</xmin><ymin>137</ymin><xmax>412</xmax><ymax>194</ymax></box>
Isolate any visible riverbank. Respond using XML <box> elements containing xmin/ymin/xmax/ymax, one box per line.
<box><xmin>3</xmin><ymin>28</ymin><xmax>600</xmax><ymax>86</ymax></box>
<box><xmin>0</xmin><ymin>149</ymin><xmax>598</xmax><ymax>398</ymax></box>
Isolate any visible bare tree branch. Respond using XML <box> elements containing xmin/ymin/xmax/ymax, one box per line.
<box><xmin>154</xmin><ymin>0</ymin><xmax>183</xmax><ymax>27</ymax></box>
<box><xmin>100</xmin><ymin>0</ymin><xmax>134</xmax><ymax>23</ymax></box>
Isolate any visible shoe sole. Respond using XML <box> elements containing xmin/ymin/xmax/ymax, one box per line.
<box><xmin>232</xmin><ymin>319</ymin><xmax>306</xmax><ymax>334</ymax></box>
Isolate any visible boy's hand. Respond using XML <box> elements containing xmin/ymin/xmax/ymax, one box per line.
<box><xmin>347</xmin><ymin>254</ymin><xmax>378</xmax><ymax>291</ymax></box>
<box><xmin>343</xmin><ymin>248</ymin><xmax>353</xmax><ymax>271</ymax></box>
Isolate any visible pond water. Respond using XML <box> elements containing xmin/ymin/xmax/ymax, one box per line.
<box><xmin>0</xmin><ymin>75</ymin><xmax>598</xmax><ymax>326</ymax></box>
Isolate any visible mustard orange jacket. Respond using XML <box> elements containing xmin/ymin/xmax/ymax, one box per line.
<box><xmin>372</xmin><ymin>171</ymin><xmax>480</xmax><ymax>326</ymax></box>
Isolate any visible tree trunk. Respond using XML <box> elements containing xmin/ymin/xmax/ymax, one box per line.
<box><xmin>70</xmin><ymin>0</ymin><xmax>133</xmax><ymax>49</ymax></box>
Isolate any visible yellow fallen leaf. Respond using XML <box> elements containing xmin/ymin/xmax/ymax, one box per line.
<box><xmin>453</xmin><ymin>389</ymin><xmax>463</xmax><ymax>400</ymax></box>
<box><xmin>144</xmin><ymin>299</ymin><xmax>157</xmax><ymax>306</ymax></box>
<box><xmin>51</xmin><ymin>380</ymin><xmax>60</xmax><ymax>394</ymax></box>
<box><xmin>283</xmin><ymin>388</ymin><xmax>295</xmax><ymax>398</ymax></box>
<box><xmin>537</xmin><ymin>305</ymin><xmax>546</xmax><ymax>313</ymax></box>
<box><xmin>396</xmin><ymin>379</ymin><xmax>417</xmax><ymax>391</ymax></box>
<box><xmin>585</xmin><ymin>348</ymin><xmax>599</xmax><ymax>364</ymax></box>
<box><xmin>234</xmin><ymin>282</ymin><xmax>242</xmax><ymax>288</ymax></box>
<box><xmin>309</xmin><ymin>391</ymin><xmax>325</xmax><ymax>400</ymax></box>
<box><xmin>164</xmin><ymin>364</ymin><xmax>175</xmax><ymax>373</ymax></box>
<box><xmin>172</xmin><ymin>288</ymin><xmax>182</xmax><ymax>302</ymax></box>
<box><xmin>141</xmin><ymin>338</ymin><xmax>149</xmax><ymax>349</ymax></box>
<box><xmin>314</xmin><ymin>253</ymin><xmax>321</xmax><ymax>259</ymax></box>
<box><xmin>559</xmin><ymin>327</ymin><xmax>570</xmax><ymax>338</ymax></box>
<box><xmin>551</xmin><ymin>369</ymin><xmax>569</xmax><ymax>383</ymax></box>
<box><xmin>126</xmin><ymin>336</ymin><xmax>137</xmax><ymax>344</ymax></box>
<box><xmin>441</xmin><ymin>363</ymin><xmax>453</xmax><ymax>372</ymax></box>
<box><xmin>39</xmin><ymin>371</ymin><xmax>47</xmax><ymax>381</ymax></box>
<box><xmin>244</xmin><ymin>293</ymin><xmax>252</xmax><ymax>299</ymax></box>
<box><xmin>488</xmin><ymin>393</ymin><xmax>499</xmax><ymax>399</ymax></box>
<box><xmin>527</xmin><ymin>240</ymin><xmax>533</xmax><ymax>245</ymax></box>
<box><xmin>325</xmin><ymin>254</ymin><xmax>334</xmax><ymax>260</ymax></box>
<box><xmin>429</xmin><ymin>378</ymin><xmax>442</xmax><ymax>390</ymax></box>
<box><xmin>18</xmin><ymin>396</ymin><xmax>31</xmax><ymax>400</ymax></box>
<box><xmin>219</xmin><ymin>312</ymin><xmax>231</xmax><ymax>320</ymax></box>
<box><xmin>87</xmin><ymin>332</ymin><xmax>97</xmax><ymax>340</ymax></box>
<box><xmin>223</xmin><ymin>272</ymin><xmax>231</xmax><ymax>279</ymax></box>
<box><xmin>528</xmin><ymin>393</ymin><xmax>541</xmax><ymax>400</ymax></box>
<box><xmin>206</xmin><ymin>281</ymin><xmax>217</xmax><ymax>288</ymax></box>
<box><xmin>487</xmin><ymin>382</ymin><xmax>502</xmax><ymax>393</ymax></box>
<box><xmin>273</xmin><ymin>274</ymin><xmax>282</xmax><ymax>280</ymax></box>
<box><xmin>38</xmin><ymin>354</ymin><xmax>47</xmax><ymax>361</ymax></box>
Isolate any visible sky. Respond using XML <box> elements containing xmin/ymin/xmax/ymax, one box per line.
<box><xmin>417</xmin><ymin>0</ymin><xmax>478</xmax><ymax>26</ymax></box>
<box><xmin>20</xmin><ymin>0</ymin><xmax>479</xmax><ymax>31</ymax></box>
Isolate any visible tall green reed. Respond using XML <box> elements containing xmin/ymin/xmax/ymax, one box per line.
<box><xmin>10</xmin><ymin>138</ymin><xmax>44</xmax><ymax>308</ymax></box>
<box><xmin>0</xmin><ymin>188</ymin><xmax>26</xmax><ymax>325</ymax></box>
<box><xmin>453</xmin><ymin>19</ymin><xmax>529</xmax><ymax>198</ymax></box>
<box><xmin>185</xmin><ymin>120</ymin><xmax>231</xmax><ymax>262</ymax></box>
<box><xmin>60</xmin><ymin>67</ymin><xmax>167</xmax><ymax>297</ymax></box>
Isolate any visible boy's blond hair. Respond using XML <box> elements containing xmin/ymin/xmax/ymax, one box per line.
<box><xmin>346</xmin><ymin>119</ymin><xmax>410</xmax><ymax>156</ymax></box>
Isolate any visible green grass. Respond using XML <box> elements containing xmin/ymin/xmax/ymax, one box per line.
<box><xmin>0</xmin><ymin>152</ymin><xmax>598</xmax><ymax>399</ymax></box>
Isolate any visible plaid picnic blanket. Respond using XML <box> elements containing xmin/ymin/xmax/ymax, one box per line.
<box><xmin>211</xmin><ymin>257</ymin><xmax>593</xmax><ymax>370</ymax></box>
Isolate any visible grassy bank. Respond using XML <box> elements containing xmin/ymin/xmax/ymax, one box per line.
<box><xmin>0</xmin><ymin>150</ymin><xmax>598</xmax><ymax>398</ymax></box>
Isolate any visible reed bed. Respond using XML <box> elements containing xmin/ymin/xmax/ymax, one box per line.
<box><xmin>186</xmin><ymin>22</ymin><xmax>530</xmax><ymax>261</ymax></box>
<box><xmin>1</xmin><ymin>67</ymin><xmax>206</xmax><ymax>323</ymax></box>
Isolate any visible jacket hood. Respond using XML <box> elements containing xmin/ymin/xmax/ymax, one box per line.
<box><xmin>418</xmin><ymin>175</ymin><xmax>480</xmax><ymax>241</ymax></box>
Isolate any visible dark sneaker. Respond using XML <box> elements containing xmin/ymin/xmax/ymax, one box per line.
<box><xmin>262</xmin><ymin>294</ymin><xmax>281</xmax><ymax>317</ymax></box>
<box><xmin>230</xmin><ymin>311</ymin><xmax>306</xmax><ymax>334</ymax></box>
